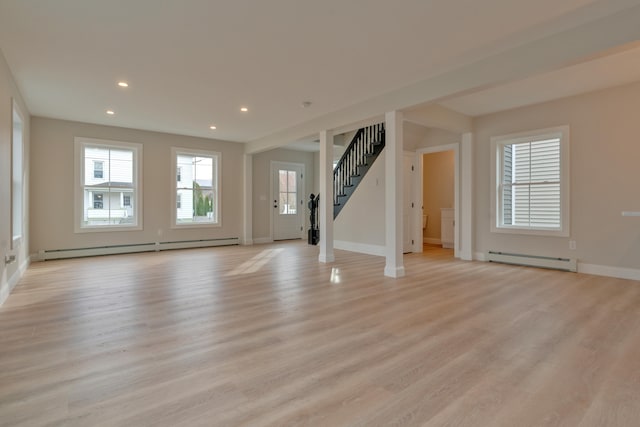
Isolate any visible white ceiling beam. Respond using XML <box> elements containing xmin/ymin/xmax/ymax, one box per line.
<box><xmin>403</xmin><ymin>104</ymin><xmax>472</xmax><ymax>134</ymax></box>
<box><xmin>245</xmin><ymin>4</ymin><xmax>640</xmax><ymax>154</ymax></box>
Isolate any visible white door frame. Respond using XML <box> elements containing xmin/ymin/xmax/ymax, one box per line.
<box><xmin>415</xmin><ymin>143</ymin><xmax>461</xmax><ymax>258</ymax></box>
<box><xmin>403</xmin><ymin>150</ymin><xmax>415</xmax><ymax>253</ymax></box>
<box><xmin>270</xmin><ymin>161</ymin><xmax>306</xmax><ymax>240</ymax></box>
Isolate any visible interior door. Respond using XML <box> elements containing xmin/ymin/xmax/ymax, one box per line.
<box><xmin>403</xmin><ymin>152</ymin><xmax>414</xmax><ymax>253</ymax></box>
<box><xmin>272</xmin><ymin>163</ymin><xmax>304</xmax><ymax>240</ymax></box>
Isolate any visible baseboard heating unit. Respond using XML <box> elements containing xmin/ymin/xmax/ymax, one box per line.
<box><xmin>38</xmin><ymin>238</ymin><xmax>239</xmax><ymax>261</ymax></box>
<box><xmin>487</xmin><ymin>251</ymin><xmax>577</xmax><ymax>272</ymax></box>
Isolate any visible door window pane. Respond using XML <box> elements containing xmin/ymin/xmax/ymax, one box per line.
<box><xmin>279</xmin><ymin>169</ymin><xmax>297</xmax><ymax>215</ymax></box>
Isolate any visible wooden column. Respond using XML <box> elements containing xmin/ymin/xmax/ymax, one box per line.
<box><xmin>384</xmin><ymin>111</ymin><xmax>405</xmax><ymax>277</ymax></box>
<box><xmin>319</xmin><ymin>130</ymin><xmax>334</xmax><ymax>263</ymax></box>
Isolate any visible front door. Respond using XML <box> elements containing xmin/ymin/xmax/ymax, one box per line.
<box><xmin>272</xmin><ymin>162</ymin><xmax>304</xmax><ymax>240</ymax></box>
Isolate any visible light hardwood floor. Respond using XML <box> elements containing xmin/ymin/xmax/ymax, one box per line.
<box><xmin>1</xmin><ymin>242</ymin><xmax>640</xmax><ymax>426</ymax></box>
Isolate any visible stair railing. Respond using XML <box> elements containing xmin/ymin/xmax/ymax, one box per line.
<box><xmin>332</xmin><ymin>123</ymin><xmax>385</xmax><ymax>207</ymax></box>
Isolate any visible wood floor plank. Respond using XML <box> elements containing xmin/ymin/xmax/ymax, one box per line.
<box><xmin>1</xmin><ymin>242</ymin><xmax>640</xmax><ymax>426</ymax></box>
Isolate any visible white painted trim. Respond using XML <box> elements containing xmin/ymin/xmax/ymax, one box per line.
<box><xmin>74</xmin><ymin>137</ymin><xmax>143</xmax><ymax>233</ymax></box>
<box><xmin>490</xmin><ymin>125</ymin><xmax>570</xmax><ymax>237</ymax></box>
<box><xmin>473</xmin><ymin>252</ymin><xmax>640</xmax><ymax>281</ymax></box>
<box><xmin>385</xmin><ymin>111</ymin><xmax>404</xmax><ymax>277</ymax></box>
<box><xmin>170</xmin><ymin>146</ymin><xmax>222</xmax><ymax>229</ymax></box>
<box><xmin>423</xmin><ymin>238</ymin><xmax>442</xmax><ymax>245</ymax></box>
<box><xmin>460</xmin><ymin>133</ymin><xmax>473</xmax><ymax>261</ymax></box>
<box><xmin>318</xmin><ymin>253</ymin><xmax>335</xmax><ymax>263</ymax></box>
<box><xmin>243</xmin><ymin>153</ymin><xmax>253</xmax><ymax>245</ymax></box>
<box><xmin>318</xmin><ymin>130</ymin><xmax>334</xmax><ymax>263</ymax></box>
<box><xmin>404</xmin><ymin>150</ymin><xmax>419</xmax><ymax>253</ymax></box>
<box><xmin>10</xmin><ymin>98</ymin><xmax>26</xmax><ymax>250</ymax></box>
<box><xmin>253</xmin><ymin>237</ymin><xmax>274</xmax><ymax>244</ymax></box>
<box><xmin>334</xmin><ymin>240</ymin><xmax>385</xmax><ymax>257</ymax></box>
<box><xmin>38</xmin><ymin>238</ymin><xmax>239</xmax><ymax>261</ymax></box>
<box><xmin>578</xmin><ymin>263</ymin><xmax>640</xmax><ymax>281</ymax></box>
<box><xmin>0</xmin><ymin>257</ymin><xmax>30</xmax><ymax>306</ymax></box>
<box><xmin>384</xmin><ymin>266</ymin><xmax>406</xmax><ymax>278</ymax></box>
<box><xmin>416</xmin><ymin>143</ymin><xmax>461</xmax><ymax>259</ymax></box>
<box><xmin>270</xmin><ymin>161</ymin><xmax>306</xmax><ymax>241</ymax></box>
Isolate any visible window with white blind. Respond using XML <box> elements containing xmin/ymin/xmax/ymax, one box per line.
<box><xmin>491</xmin><ymin>126</ymin><xmax>569</xmax><ymax>236</ymax></box>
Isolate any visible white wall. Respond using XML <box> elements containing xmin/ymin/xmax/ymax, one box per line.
<box><xmin>474</xmin><ymin>81</ymin><xmax>640</xmax><ymax>272</ymax></box>
<box><xmin>251</xmin><ymin>148</ymin><xmax>315</xmax><ymax>241</ymax></box>
<box><xmin>0</xmin><ymin>50</ymin><xmax>30</xmax><ymax>305</ymax></box>
<box><xmin>334</xmin><ymin>150</ymin><xmax>386</xmax><ymax>249</ymax></box>
<box><xmin>30</xmin><ymin>117</ymin><xmax>244</xmax><ymax>253</ymax></box>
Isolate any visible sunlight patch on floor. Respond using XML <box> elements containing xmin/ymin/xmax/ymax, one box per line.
<box><xmin>226</xmin><ymin>248</ymin><xmax>284</xmax><ymax>276</ymax></box>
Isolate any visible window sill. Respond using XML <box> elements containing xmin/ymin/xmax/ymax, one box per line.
<box><xmin>74</xmin><ymin>224</ymin><xmax>143</xmax><ymax>233</ymax></box>
<box><xmin>170</xmin><ymin>222</ymin><xmax>221</xmax><ymax>230</ymax></box>
<box><xmin>491</xmin><ymin>225</ymin><xmax>569</xmax><ymax>237</ymax></box>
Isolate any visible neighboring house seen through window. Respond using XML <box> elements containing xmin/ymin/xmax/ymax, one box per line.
<box><xmin>94</xmin><ymin>161</ymin><xmax>104</xmax><ymax>178</ymax></box>
<box><xmin>171</xmin><ymin>147</ymin><xmax>220</xmax><ymax>227</ymax></box>
<box><xmin>75</xmin><ymin>137</ymin><xmax>142</xmax><ymax>232</ymax></box>
<box><xmin>491</xmin><ymin>126</ymin><xmax>569</xmax><ymax>236</ymax></box>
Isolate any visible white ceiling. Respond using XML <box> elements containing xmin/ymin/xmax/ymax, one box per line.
<box><xmin>1</xmin><ymin>0</ymin><xmax>639</xmax><ymax>144</ymax></box>
<box><xmin>440</xmin><ymin>43</ymin><xmax>640</xmax><ymax>117</ymax></box>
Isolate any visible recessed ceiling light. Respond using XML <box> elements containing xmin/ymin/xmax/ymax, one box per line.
<box><xmin>117</xmin><ymin>81</ymin><xmax>129</xmax><ymax>88</ymax></box>
<box><xmin>240</xmin><ymin>107</ymin><xmax>248</xmax><ymax>112</ymax></box>
<box><xmin>209</xmin><ymin>125</ymin><xmax>217</xmax><ymax>130</ymax></box>
<box><xmin>106</xmin><ymin>110</ymin><xmax>115</xmax><ymax>115</ymax></box>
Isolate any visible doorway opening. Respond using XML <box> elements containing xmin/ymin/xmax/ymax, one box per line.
<box><xmin>422</xmin><ymin>150</ymin><xmax>455</xmax><ymax>257</ymax></box>
<box><xmin>415</xmin><ymin>143</ymin><xmax>460</xmax><ymax>258</ymax></box>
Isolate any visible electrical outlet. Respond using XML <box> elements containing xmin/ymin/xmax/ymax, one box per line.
<box><xmin>569</xmin><ymin>240</ymin><xmax>576</xmax><ymax>250</ymax></box>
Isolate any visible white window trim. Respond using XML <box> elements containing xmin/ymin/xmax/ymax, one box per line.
<box><xmin>74</xmin><ymin>137</ymin><xmax>143</xmax><ymax>233</ymax></box>
<box><xmin>11</xmin><ymin>98</ymin><xmax>25</xmax><ymax>249</ymax></box>
<box><xmin>170</xmin><ymin>147</ymin><xmax>222</xmax><ymax>229</ymax></box>
<box><xmin>490</xmin><ymin>125</ymin><xmax>570</xmax><ymax>237</ymax></box>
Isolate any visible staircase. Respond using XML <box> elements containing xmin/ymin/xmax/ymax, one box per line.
<box><xmin>333</xmin><ymin>123</ymin><xmax>385</xmax><ymax>218</ymax></box>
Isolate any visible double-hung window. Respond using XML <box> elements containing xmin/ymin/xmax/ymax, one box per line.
<box><xmin>171</xmin><ymin>147</ymin><xmax>220</xmax><ymax>227</ymax></box>
<box><xmin>75</xmin><ymin>137</ymin><xmax>142</xmax><ymax>232</ymax></box>
<box><xmin>11</xmin><ymin>100</ymin><xmax>24</xmax><ymax>248</ymax></box>
<box><xmin>491</xmin><ymin>126</ymin><xmax>569</xmax><ymax>236</ymax></box>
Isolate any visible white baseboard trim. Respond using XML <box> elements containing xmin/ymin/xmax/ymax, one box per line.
<box><xmin>578</xmin><ymin>263</ymin><xmax>640</xmax><ymax>281</ymax></box>
<box><xmin>423</xmin><ymin>238</ymin><xmax>442</xmax><ymax>245</ymax></box>
<box><xmin>0</xmin><ymin>257</ymin><xmax>30</xmax><ymax>306</ymax></box>
<box><xmin>253</xmin><ymin>237</ymin><xmax>274</xmax><ymax>244</ymax></box>
<box><xmin>334</xmin><ymin>240</ymin><xmax>385</xmax><ymax>257</ymax></box>
<box><xmin>384</xmin><ymin>265</ymin><xmax>406</xmax><ymax>278</ymax></box>
<box><xmin>241</xmin><ymin>239</ymin><xmax>254</xmax><ymax>246</ymax></box>
<box><xmin>474</xmin><ymin>251</ymin><xmax>640</xmax><ymax>281</ymax></box>
<box><xmin>318</xmin><ymin>253</ymin><xmax>335</xmax><ymax>263</ymax></box>
<box><xmin>37</xmin><ymin>238</ymin><xmax>239</xmax><ymax>261</ymax></box>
